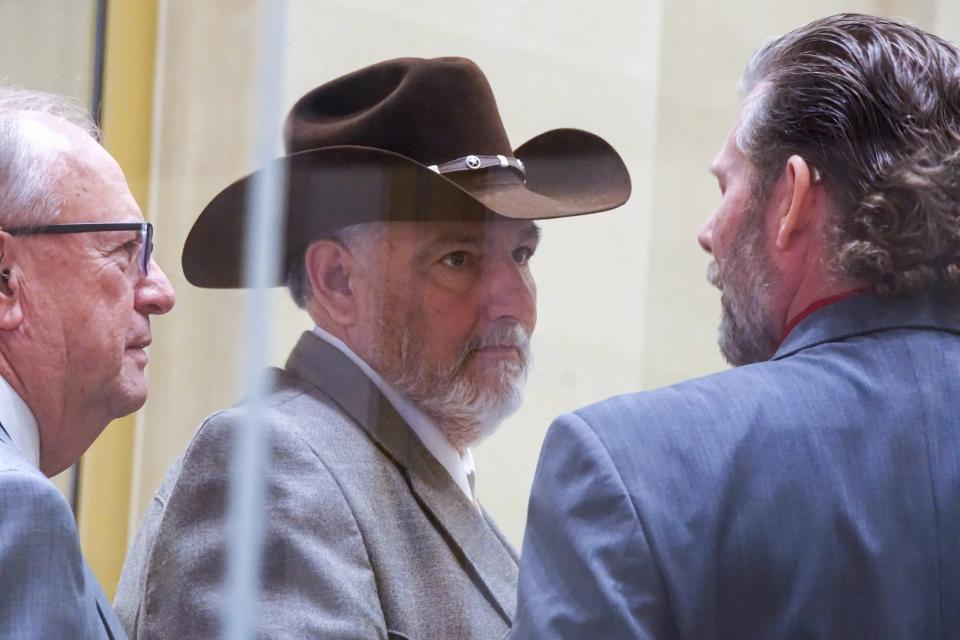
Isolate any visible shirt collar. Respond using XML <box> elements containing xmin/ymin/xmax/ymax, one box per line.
<box><xmin>774</xmin><ymin>291</ymin><xmax>960</xmax><ymax>360</ymax></box>
<box><xmin>0</xmin><ymin>374</ymin><xmax>39</xmax><ymax>468</ymax></box>
<box><xmin>780</xmin><ymin>288</ymin><xmax>870</xmax><ymax>345</ymax></box>
<box><xmin>311</xmin><ymin>326</ymin><xmax>476</xmax><ymax>504</ymax></box>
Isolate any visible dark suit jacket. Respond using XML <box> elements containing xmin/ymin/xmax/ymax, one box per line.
<box><xmin>0</xmin><ymin>426</ymin><xmax>126</xmax><ymax>639</ymax></box>
<box><xmin>116</xmin><ymin>331</ymin><xmax>518</xmax><ymax>640</ymax></box>
<box><xmin>512</xmin><ymin>294</ymin><xmax>960</xmax><ymax>639</ymax></box>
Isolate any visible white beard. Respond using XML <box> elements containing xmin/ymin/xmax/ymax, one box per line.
<box><xmin>382</xmin><ymin>321</ymin><xmax>531</xmax><ymax>450</ymax></box>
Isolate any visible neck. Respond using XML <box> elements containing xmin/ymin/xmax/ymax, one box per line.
<box><xmin>780</xmin><ymin>272</ymin><xmax>870</xmax><ymax>338</ymax></box>
<box><xmin>0</xmin><ymin>344</ymin><xmax>104</xmax><ymax>476</ymax></box>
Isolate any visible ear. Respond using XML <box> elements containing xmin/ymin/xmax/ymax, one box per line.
<box><xmin>0</xmin><ymin>233</ymin><xmax>23</xmax><ymax>331</ymax></box>
<box><xmin>775</xmin><ymin>155</ymin><xmax>821</xmax><ymax>251</ymax></box>
<box><xmin>304</xmin><ymin>239</ymin><xmax>364</xmax><ymax>326</ymax></box>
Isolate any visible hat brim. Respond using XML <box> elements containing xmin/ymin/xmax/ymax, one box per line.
<box><xmin>182</xmin><ymin>128</ymin><xmax>631</xmax><ymax>288</ymax></box>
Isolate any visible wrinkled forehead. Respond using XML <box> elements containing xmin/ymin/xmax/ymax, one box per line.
<box><xmin>382</xmin><ymin>217</ymin><xmax>540</xmax><ymax>245</ymax></box>
<box><xmin>12</xmin><ymin>112</ymin><xmax>100</xmax><ymax>186</ymax></box>
<box><xmin>17</xmin><ymin>113</ymin><xmax>139</xmax><ymax>223</ymax></box>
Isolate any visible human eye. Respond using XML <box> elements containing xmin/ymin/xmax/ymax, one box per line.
<box><xmin>116</xmin><ymin>235</ymin><xmax>142</xmax><ymax>270</ymax></box>
<box><xmin>123</xmin><ymin>236</ymin><xmax>142</xmax><ymax>256</ymax></box>
<box><xmin>440</xmin><ymin>251</ymin><xmax>470</xmax><ymax>268</ymax></box>
<box><xmin>512</xmin><ymin>245</ymin><xmax>535</xmax><ymax>266</ymax></box>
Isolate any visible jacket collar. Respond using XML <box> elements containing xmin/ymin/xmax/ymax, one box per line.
<box><xmin>284</xmin><ymin>331</ymin><xmax>518</xmax><ymax>623</ymax></box>
<box><xmin>86</xmin><ymin>562</ymin><xmax>124</xmax><ymax>639</ymax></box>
<box><xmin>773</xmin><ymin>292</ymin><xmax>960</xmax><ymax>360</ymax></box>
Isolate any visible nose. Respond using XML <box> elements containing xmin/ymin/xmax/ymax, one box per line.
<box><xmin>482</xmin><ymin>255</ymin><xmax>537</xmax><ymax>331</ymax></box>
<box><xmin>698</xmin><ymin>215</ymin><xmax>715</xmax><ymax>254</ymax></box>
<box><xmin>135</xmin><ymin>258</ymin><xmax>176</xmax><ymax>315</ymax></box>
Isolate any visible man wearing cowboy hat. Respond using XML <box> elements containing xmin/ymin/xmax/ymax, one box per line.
<box><xmin>114</xmin><ymin>57</ymin><xmax>630</xmax><ymax>639</ymax></box>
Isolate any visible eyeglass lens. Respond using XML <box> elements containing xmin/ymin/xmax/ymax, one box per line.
<box><xmin>140</xmin><ymin>223</ymin><xmax>153</xmax><ymax>275</ymax></box>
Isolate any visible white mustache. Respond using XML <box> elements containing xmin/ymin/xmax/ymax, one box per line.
<box><xmin>448</xmin><ymin>322</ymin><xmax>531</xmax><ymax>376</ymax></box>
<box><xmin>467</xmin><ymin>323</ymin><xmax>530</xmax><ymax>351</ymax></box>
<box><xmin>706</xmin><ymin>260</ymin><xmax>722</xmax><ymax>288</ymax></box>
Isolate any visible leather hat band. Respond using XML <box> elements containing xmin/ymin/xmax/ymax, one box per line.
<box><xmin>427</xmin><ymin>154</ymin><xmax>526</xmax><ymax>182</ymax></box>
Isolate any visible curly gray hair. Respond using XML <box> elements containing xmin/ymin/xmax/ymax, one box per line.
<box><xmin>738</xmin><ymin>14</ymin><xmax>960</xmax><ymax>296</ymax></box>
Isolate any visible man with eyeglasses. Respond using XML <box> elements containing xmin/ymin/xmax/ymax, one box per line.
<box><xmin>0</xmin><ymin>88</ymin><xmax>175</xmax><ymax>639</ymax></box>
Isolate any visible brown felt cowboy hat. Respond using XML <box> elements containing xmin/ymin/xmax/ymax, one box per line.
<box><xmin>182</xmin><ymin>56</ymin><xmax>631</xmax><ymax>288</ymax></box>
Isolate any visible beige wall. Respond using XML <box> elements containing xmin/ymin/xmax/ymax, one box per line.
<box><xmin>0</xmin><ymin>0</ymin><xmax>95</xmax><ymax>98</ymax></box>
<box><xmin>134</xmin><ymin>0</ymin><xmax>954</xmax><ymax>551</ymax></box>
<box><xmin>936</xmin><ymin>0</ymin><xmax>960</xmax><ymax>39</ymax></box>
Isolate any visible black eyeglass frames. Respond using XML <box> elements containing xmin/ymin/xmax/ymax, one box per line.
<box><xmin>5</xmin><ymin>222</ymin><xmax>154</xmax><ymax>275</ymax></box>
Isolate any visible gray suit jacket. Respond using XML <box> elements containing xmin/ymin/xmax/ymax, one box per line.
<box><xmin>512</xmin><ymin>294</ymin><xmax>960</xmax><ymax>639</ymax></box>
<box><xmin>116</xmin><ymin>332</ymin><xmax>518</xmax><ymax>639</ymax></box>
<box><xmin>0</xmin><ymin>427</ymin><xmax>127</xmax><ymax>639</ymax></box>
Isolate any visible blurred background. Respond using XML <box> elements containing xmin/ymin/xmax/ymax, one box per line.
<box><xmin>3</xmin><ymin>0</ymin><xmax>957</xmax><ymax>599</ymax></box>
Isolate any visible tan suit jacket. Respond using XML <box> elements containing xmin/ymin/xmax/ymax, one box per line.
<box><xmin>115</xmin><ymin>331</ymin><xmax>518</xmax><ymax>639</ymax></box>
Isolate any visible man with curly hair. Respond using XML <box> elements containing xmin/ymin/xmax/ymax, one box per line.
<box><xmin>512</xmin><ymin>14</ymin><xmax>960</xmax><ymax>639</ymax></box>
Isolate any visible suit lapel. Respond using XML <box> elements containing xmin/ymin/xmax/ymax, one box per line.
<box><xmin>481</xmin><ymin>505</ymin><xmax>520</xmax><ymax>565</ymax></box>
<box><xmin>85</xmin><ymin>562</ymin><xmax>125</xmax><ymax>639</ymax></box>
<box><xmin>403</xmin><ymin>443</ymin><xmax>518</xmax><ymax>623</ymax></box>
<box><xmin>286</xmin><ymin>331</ymin><xmax>518</xmax><ymax>623</ymax></box>
<box><xmin>95</xmin><ymin>601</ymin><xmax>116</xmax><ymax>640</ymax></box>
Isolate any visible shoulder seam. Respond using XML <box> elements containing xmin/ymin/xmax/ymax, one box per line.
<box><xmin>567</xmin><ymin>410</ymin><xmax>682</xmax><ymax>625</ymax></box>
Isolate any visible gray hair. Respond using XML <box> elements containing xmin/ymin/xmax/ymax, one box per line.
<box><xmin>0</xmin><ymin>87</ymin><xmax>100</xmax><ymax>229</ymax></box>
<box><xmin>735</xmin><ymin>14</ymin><xmax>960</xmax><ymax>296</ymax></box>
<box><xmin>286</xmin><ymin>222</ymin><xmax>388</xmax><ymax>308</ymax></box>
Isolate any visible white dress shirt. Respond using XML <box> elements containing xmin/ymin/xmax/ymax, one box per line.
<box><xmin>0</xmin><ymin>374</ymin><xmax>40</xmax><ymax>468</ymax></box>
<box><xmin>312</xmin><ymin>326</ymin><xmax>477</xmax><ymax>505</ymax></box>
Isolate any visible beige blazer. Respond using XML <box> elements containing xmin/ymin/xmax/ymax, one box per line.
<box><xmin>115</xmin><ymin>331</ymin><xmax>518</xmax><ymax>639</ymax></box>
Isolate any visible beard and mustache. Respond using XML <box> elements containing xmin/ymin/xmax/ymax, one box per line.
<box><xmin>369</xmin><ymin>300</ymin><xmax>531</xmax><ymax>451</ymax></box>
<box><xmin>392</xmin><ymin>321</ymin><xmax>530</xmax><ymax>451</ymax></box>
<box><xmin>707</xmin><ymin>198</ymin><xmax>781</xmax><ymax>367</ymax></box>
<box><xmin>358</xmin><ymin>197</ymin><xmax>775</xmax><ymax>451</ymax></box>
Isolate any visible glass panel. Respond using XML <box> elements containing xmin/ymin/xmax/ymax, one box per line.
<box><xmin>0</xmin><ymin>0</ymin><xmax>96</xmax><ymax>101</ymax></box>
<box><xmin>107</xmin><ymin>1</ymin><xmax>960</xmax><ymax>637</ymax></box>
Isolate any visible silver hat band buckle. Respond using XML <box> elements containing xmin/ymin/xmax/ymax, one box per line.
<box><xmin>427</xmin><ymin>154</ymin><xmax>526</xmax><ymax>181</ymax></box>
